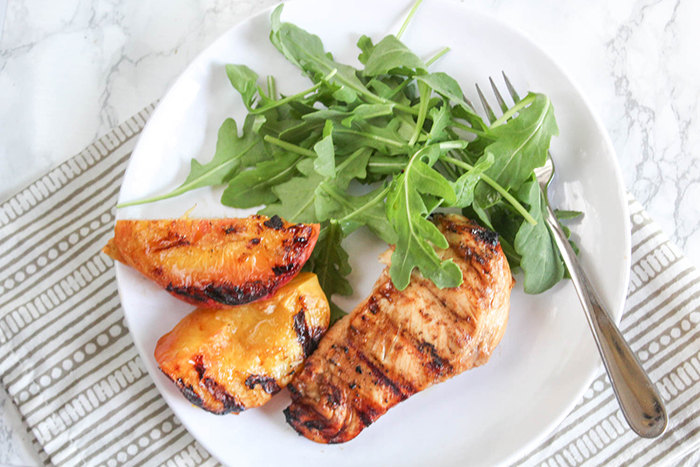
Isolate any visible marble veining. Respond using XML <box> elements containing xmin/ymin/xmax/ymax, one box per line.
<box><xmin>605</xmin><ymin>0</ymin><xmax>700</xmax><ymax>263</ymax></box>
<box><xmin>0</xmin><ymin>0</ymin><xmax>699</xmax><ymax>465</ymax></box>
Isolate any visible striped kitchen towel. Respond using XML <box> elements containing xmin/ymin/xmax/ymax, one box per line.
<box><xmin>0</xmin><ymin>104</ymin><xmax>698</xmax><ymax>467</ymax></box>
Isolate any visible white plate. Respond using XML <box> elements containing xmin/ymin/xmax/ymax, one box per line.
<box><xmin>115</xmin><ymin>0</ymin><xmax>631</xmax><ymax>465</ymax></box>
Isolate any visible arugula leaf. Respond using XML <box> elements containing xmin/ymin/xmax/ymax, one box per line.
<box><xmin>409</xmin><ymin>80</ymin><xmax>432</xmax><ymax>146</ymax></box>
<box><xmin>335</xmin><ymin>147</ymin><xmax>372</xmax><ymax>188</ymax></box>
<box><xmin>416</xmin><ymin>72</ymin><xmax>481</xmax><ymax>120</ymax></box>
<box><xmin>425</xmin><ymin>103</ymin><xmax>452</xmax><ymax>144</ymax></box>
<box><xmin>345</xmin><ymin>103</ymin><xmax>396</xmax><ymax>126</ymax></box>
<box><xmin>302</xmin><ymin>104</ymin><xmax>395</xmax><ymax>128</ymax></box>
<box><xmin>385</xmin><ymin>147</ymin><xmax>461</xmax><ymax>290</ymax></box>
<box><xmin>313</xmin><ymin>121</ymin><xmax>336</xmax><ymax>177</ymax></box>
<box><xmin>514</xmin><ymin>178</ymin><xmax>565</xmax><ymax>294</ymax></box>
<box><xmin>315</xmin><ymin>182</ymin><xmax>397</xmax><ymax>244</ymax></box>
<box><xmin>303</xmin><ymin>220</ymin><xmax>352</xmax><ymax>324</ymax></box>
<box><xmin>362</xmin><ymin>35</ymin><xmax>426</xmax><ymax>77</ymax></box>
<box><xmin>117</xmin><ymin>116</ymin><xmax>265</xmax><ymax>207</ymax></box>
<box><xmin>226</xmin><ymin>64</ymin><xmax>259</xmax><ymax>111</ymax></box>
<box><xmin>476</xmin><ymin>93</ymin><xmax>558</xmax><ymax>207</ymax></box>
<box><xmin>221</xmin><ymin>153</ymin><xmax>300</xmax><ymax>208</ymax></box>
<box><xmin>270</xmin><ymin>5</ymin><xmax>375</xmax><ymax>104</ymax></box>
<box><xmin>357</xmin><ymin>35</ymin><xmax>375</xmax><ymax>65</ymax></box>
<box><xmin>447</xmin><ymin>153</ymin><xmax>494</xmax><ymax>208</ymax></box>
<box><xmin>555</xmin><ymin>209</ymin><xmax>583</xmax><ymax>220</ymax></box>
<box><xmin>261</xmin><ymin>159</ymin><xmax>324</xmax><ymax>223</ymax></box>
<box><xmin>331</xmin><ymin>119</ymin><xmax>408</xmax><ymax>156</ymax></box>
<box><xmin>367</xmin><ymin>154</ymin><xmax>409</xmax><ymax>176</ymax></box>
<box><xmin>124</xmin><ymin>4</ymin><xmax>575</xmax><ymax>297</ymax></box>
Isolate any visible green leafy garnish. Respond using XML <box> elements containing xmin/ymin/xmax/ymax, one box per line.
<box><xmin>386</xmin><ymin>145</ymin><xmax>461</xmax><ymax>290</ymax></box>
<box><xmin>118</xmin><ymin>116</ymin><xmax>265</xmax><ymax>207</ymax></box>
<box><xmin>119</xmin><ymin>0</ymin><xmax>580</xmax><ymax>317</ymax></box>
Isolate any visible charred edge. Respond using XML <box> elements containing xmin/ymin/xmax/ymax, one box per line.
<box><xmin>417</xmin><ymin>342</ymin><xmax>453</xmax><ymax>376</ymax></box>
<box><xmin>293</xmin><ymin>309</ymin><xmax>323</xmax><ymax>357</ymax></box>
<box><xmin>249</xmin><ymin>237</ymin><xmax>261</xmax><ymax>245</ymax></box>
<box><xmin>273</xmin><ymin>263</ymin><xmax>295</xmax><ymax>276</ymax></box>
<box><xmin>356</xmin><ymin>352</ymin><xmax>413</xmax><ymax>400</ymax></box>
<box><xmin>355</xmin><ymin>408</ymin><xmax>375</xmax><ymax>428</ymax></box>
<box><xmin>168</xmin><ymin>280</ymin><xmax>275</xmax><ymax>306</ymax></box>
<box><xmin>472</xmin><ymin>226</ymin><xmax>499</xmax><ymax>247</ymax></box>
<box><xmin>283</xmin><ymin>407</ymin><xmax>299</xmax><ymax>429</ymax></box>
<box><xmin>436</xmin><ymin>214</ymin><xmax>500</xmax><ymax>248</ymax></box>
<box><xmin>202</xmin><ymin>377</ymin><xmax>245</xmax><ymax>414</ymax></box>
<box><xmin>175</xmin><ymin>378</ymin><xmax>204</xmax><ymax>408</ymax></box>
<box><xmin>245</xmin><ymin>375</ymin><xmax>281</xmax><ymax>395</ymax></box>
<box><xmin>284</xmin><ymin>404</ymin><xmax>331</xmax><ymax>437</ymax></box>
<box><xmin>192</xmin><ymin>355</ymin><xmax>206</xmax><ymax>380</ymax></box>
<box><xmin>263</xmin><ymin>215</ymin><xmax>285</xmax><ymax>230</ymax></box>
<box><xmin>166</xmin><ymin>283</ymin><xmax>208</xmax><ymax>302</ymax></box>
<box><xmin>224</xmin><ymin>225</ymin><xmax>238</xmax><ymax>235</ymax></box>
<box><xmin>287</xmin><ymin>383</ymin><xmax>300</xmax><ymax>397</ymax></box>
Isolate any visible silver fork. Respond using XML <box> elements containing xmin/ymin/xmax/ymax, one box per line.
<box><xmin>476</xmin><ymin>73</ymin><xmax>668</xmax><ymax>438</ymax></box>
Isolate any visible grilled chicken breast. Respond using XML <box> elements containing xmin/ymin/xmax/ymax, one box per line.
<box><xmin>284</xmin><ymin>214</ymin><xmax>514</xmax><ymax>443</ymax></box>
<box><xmin>103</xmin><ymin>214</ymin><xmax>319</xmax><ymax>308</ymax></box>
<box><xmin>155</xmin><ymin>273</ymin><xmax>330</xmax><ymax>414</ymax></box>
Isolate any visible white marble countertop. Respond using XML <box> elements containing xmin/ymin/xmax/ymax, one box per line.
<box><xmin>0</xmin><ymin>0</ymin><xmax>698</xmax><ymax>465</ymax></box>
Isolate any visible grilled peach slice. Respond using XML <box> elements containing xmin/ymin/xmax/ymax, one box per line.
<box><xmin>103</xmin><ymin>215</ymin><xmax>319</xmax><ymax>308</ymax></box>
<box><xmin>155</xmin><ymin>272</ymin><xmax>330</xmax><ymax>414</ymax></box>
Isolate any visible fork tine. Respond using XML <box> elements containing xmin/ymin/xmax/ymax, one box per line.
<box><xmin>475</xmin><ymin>84</ymin><xmax>497</xmax><ymax>124</ymax></box>
<box><xmin>502</xmin><ymin>72</ymin><xmax>521</xmax><ymax>103</ymax></box>
<box><xmin>489</xmin><ymin>77</ymin><xmax>509</xmax><ymax>113</ymax></box>
<box><xmin>462</xmin><ymin>95</ymin><xmax>476</xmax><ymax>112</ymax></box>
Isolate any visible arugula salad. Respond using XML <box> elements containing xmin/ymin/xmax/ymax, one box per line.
<box><xmin>119</xmin><ymin>0</ymin><xmax>579</xmax><ymax>321</ymax></box>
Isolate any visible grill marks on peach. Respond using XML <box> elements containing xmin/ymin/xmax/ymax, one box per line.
<box><xmin>155</xmin><ymin>273</ymin><xmax>330</xmax><ymax>415</ymax></box>
<box><xmin>103</xmin><ymin>215</ymin><xmax>320</xmax><ymax>307</ymax></box>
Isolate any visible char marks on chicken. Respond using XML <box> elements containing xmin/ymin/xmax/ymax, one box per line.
<box><xmin>284</xmin><ymin>214</ymin><xmax>514</xmax><ymax>443</ymax></box>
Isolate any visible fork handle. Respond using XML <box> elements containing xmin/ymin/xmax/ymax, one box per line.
<box><xmin>544</xmin><ymin>205</ymin><xmax>668</xmax><ymax>438</ymax></box>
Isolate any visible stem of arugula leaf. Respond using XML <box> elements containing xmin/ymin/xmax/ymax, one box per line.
<box><xmin>340</xmin><ymin>185</ymin><xmax>391</xmax><ymax>222</ymax></box>
<box><xmin>392</xmin><ymin>102</ymin><xmax>419</xmax><ymax>115</ymax></box>
<box><xmin>440</xmin><ymin>155</ymin><xmax>537</xmax><ymax>225</ymax></box>
<box><xmin>396</xmin><ymin>0</ymin><xmax>425</xmax><ymax>41</ymax></box>
<box><xmin>283</xmin><ymin>29</ymin><xmax>420</xmax><ymax>116</ymax></box>
<box><xmin>263</xmin><ymin>136</ymin><xmax>317</xmax><ymax>157</ymax></box>
<box><xmin>409</xmin><ymin>81</ymin><xmax>431</xmax><ymax>146</ymax></box>
<box><xmin>320</xmin><ymin>183</ymin><xmax>391</xmax><ymax>223</ymax></box>
<box><xmin>367</xmin><ymin>158</ymin><xmax>408</xmax><ymax>174</ymax></box>
<box><xmin>450</xmin><ymin>122</ymin><xmax>491</xmax><ymax>139</ymax></box>
<box><xmin>250</xmin><ymin>69</ymin><xmax>338</xmax><ymax>115</ymax></box>
<box><xmin>336</xmin><ymin>147</ymin><xmax>372</xmax><ymax>173</ymax></box>
<box><xmin>335</xmin><ymin>129</ymin><xmax>404</xmax><ymax>148</ymax></box>
<box><xmin>425</xmin><ymin>47</ymin><xmax>450</xmax><ymax>67</ymax></box>
<box><xmin>267</xmin><ymin>76</ymin><xmax>277</xmax><ymax>100</ymax></box>
<box><xmin>116</xmin><ymin>140</ymin><xmax>261</xmax><ymax>208</ymax></box>
<box><xmin>489</xmin><ymin>93</ymin><xmax>536</xmax><ymax>128</ymax></box>
<box><xmin>386</xmin><ymin>79</ymin><xmax>412</xmax><ymax>100</ymax></box>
